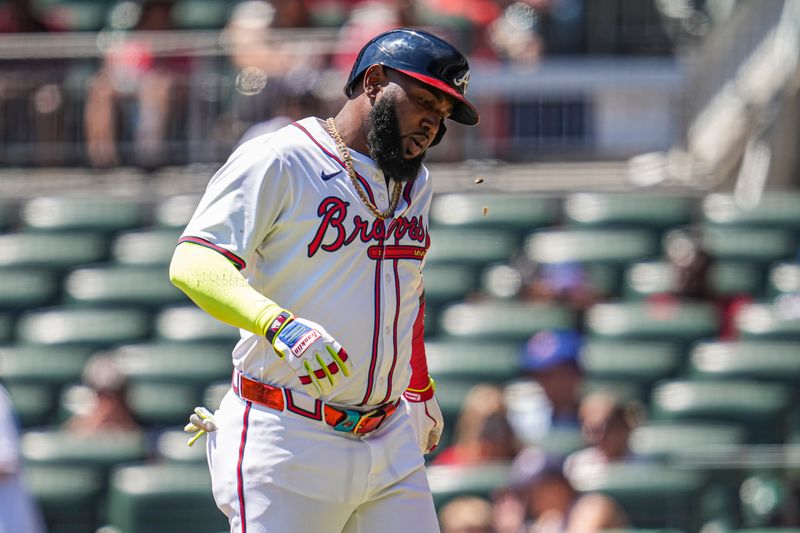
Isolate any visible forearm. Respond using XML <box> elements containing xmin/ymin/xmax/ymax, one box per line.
<box><xmin>406</xmin><ymin>292</ymin><xmax>434</xmax><ymax>400</ymax></box>
<box><xmin>169</xmin><ymin>242</ymin><xmax>283</xmax><ymax>337</ymax></box>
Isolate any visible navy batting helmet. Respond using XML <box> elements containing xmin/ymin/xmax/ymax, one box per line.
<box><xmin>345</xmin><ymin>28</ymin><xmax>479</xmax><ymax>127</ymax></box>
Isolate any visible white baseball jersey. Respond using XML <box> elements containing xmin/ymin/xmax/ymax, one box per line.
<box><xmin>181</xmin><ymin>116</ymin><xmax>432</xmax><ymax>408</ymax></box>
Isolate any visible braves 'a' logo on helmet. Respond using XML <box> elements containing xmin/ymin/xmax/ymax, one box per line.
<box><xmin>453</xmin><ymin>71</ymin><xmax>470</xmax><ymax>94</ymax></box>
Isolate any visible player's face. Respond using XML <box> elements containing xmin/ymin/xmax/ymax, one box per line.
<box><xmin>366</xmin><ymin>88</ymin><xmax>426</xmax><ymax>183</ymax></box>
<box><xmin>388</xmin><ymin>72</ymin><xmax>454</xmax><ymax>159</ymax></box>
<box><xmin>365</xmin><ymin>69</ymin><xmax>455</xmax><ymax>182</ymax></box>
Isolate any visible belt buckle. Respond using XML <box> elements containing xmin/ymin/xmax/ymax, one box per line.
<box><xmin>353</xmin><ymin>407</ymin><xmax>387</xmax><ymax>435</ymax></box>
<box><xmin>332</xmin><ymin>409</ymin><xmax>362</xmax><ymax>433</ymax></box>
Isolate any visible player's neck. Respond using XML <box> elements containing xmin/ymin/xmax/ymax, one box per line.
<box><xmin>330</xmin><ymin>104</ymin><xmax>369</xmax><ymax>155</ymax></box>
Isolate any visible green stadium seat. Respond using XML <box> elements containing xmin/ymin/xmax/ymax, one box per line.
<box><xmin>624</xmin><ymin>261</ymin><xmax>761</xmax><ymax>299</ymax></box>
<box><xmin>571</xmin><ymin>463</ymin><xmax>705</xmax><ymax>532</ymax></box>
<box><xmin>426</xmin><ymin>227</ymin><xmax>519</xmax><ymax>266</ymax></box>
<box><xmin>629</xmin><ymin>421</ymin><xmax>746</xmax><ymax>461</ymax></box>
<box><xmin>735</xmin><ymin>303</ymin><xmax>800</xmax><ymax>340</ymax></box>
<box><xmin>430</xmin><ymin>193</ymin><xmax>559</xmax><ymax>231</ymax></box>
<box><xmin>710</xmin><ymin>261</ymin><xmax>764</xmax><ymax>296</ymax></box>
<box><xmin>731</xmin><ymin>527</ymin><xmax>800</xmax><ymax>533</ymax></box>
<box><xmin>586</xmin><ymin>301</ymin><xmax>720</xmax><ymax>343</ymax></box>
<box><xmin>154</xmin><ymin>195</ymin><xmax>200</xmax><ymax>228</ymax></box>
<box><xmin>0</xmin><ymin>201</ymin><xmax>15</xmax><ymax>229</ymax></box>
<box><xmin>689</xmin><ymin>341</ymin><xmax>800</xmax><ymax>383</ymax></box>
<box><xmin>427</xmin><ymin>462</ymin><xmax>511</xmax><ymax>508</ymax></box>
<box><xmin>42</xmin><ymin>1</ymin><xmax>109</xmax><ymax>31</ymax></box>
<box><xmin>0</xmin><ymin>232</ymin><xmax>107</xmax><ymax>270</ymax></box>
<box><xmin>21</xmin><ymin>430</ymin><xmax>147</xmax><ymax>473</ymax></box>
<box><xmin>64</xmin><ymin>265</ymin><xmax>186</xmax><ymax>307</ymax></box>
<box><xmin>155</xmin><ymin>429</ymin><xmax>209</xmax><ymax>463</ymax></box>
<box><xmin>203</xmin><ymin>381</ymin><xmax>230</xmax><ymax>410</ymax></box>
<box><xmin>59</xmin><ymin>383</ymin><xmax>195</xmax><ymax>429</ymax></box>
<box><xmin>24</xmin><ymin>465</ymin><xmax>104</xmax><ymax>533</ymax></box>
<box><xmin>0</xmin><ymin>269</ymin><xmax>60</xmax><ymax>311</ymax></box>
<box><xmin>425</xmin><ymin>340</ymin><xmax>521</xmax><ymax>383</ymax></box>
<box><xmin>423</xmin><ymin>264</ymin><xmax>478</xmax><ymax>306</ymax></box>
<box><xmin>482</xmin><ymin>262</ymin><xmax>619</xmax><ymax>300</ymax></box>
<box><xmin>5</xmin><ymin>382</ymin><xmax>57</xmax><ymax>428</ymax></box>
<box><xmin>580</xmin><ymin>263</ymin><xmax>621</xmax><ymax>297</ymax></box>
<box><xmin>108</xmin><ymin>342</ymin><xmax>231</xmax><ymax>386</ymax></box>
<box><xmin>526</xmin><ymin>229</ymin><xmax>658</xmax><ymax>265</ymax></box>
<box><xmin>440</xmin><ymin>301</ymin><xmax>576</xmax><ymax>341</ymax></box>
<box><xmin>0</xmin><ymin>313</ymin><xmax>12</xmax><ymax>343</ymax></box>
<box><xmin>126</xmin><ymin>381</ymin><xmax>201</xmax><ymax>427</ymax></box>
<box><xmin>580</xmin><ymin>340</ymin><xmax>682</xmax><ymax>387</ymax></box>
<box><xmin>533</xmin><ymin>426</ymin><xmax>586</xmax><ymax>455</ymax></box>
<box><xmin>107</xmin><ymin>463</ymin><xmax>228</xmax><ymax>533</ymax></box>
<box><xmin>565</xmin><ymin>193</ymin><xmax>694</xmax><ymax>229</ymax></box>
<box><xmin>650</xmin><ymin>380</ymin><xmax>791</xmax><ymax>444</ymax></box>
<box><xmin>171</xmin><ymin>0</ymin><xmax>230</xmax><ymax>29</ymax></box>
<box><xmin>581</xmin><ymin>379</ymin><xmax>647</xmax><ymax>402</ymax></box>
<box><xmin>0</xmin><ymin>345</ymin><xmax>92</xmax><ymax>388</ymax></box>
<box><xmin>111</xmin><ymin>229</ymin><xmax>181</xmax><ymax>266</ymax></box>
<box><xmin>21</xmin><ymin>196</ymin><xmax>145</xmax><ymax>233</ymax></box>
<box><xmin>702</xmin><ymin>192</ymin><xmax>800</xmax><ymax>228</ymax></box>
<box><xmin>767</xmin><ymin>262</ymin><xmax>800</xmax><ymax>300</ymax></box>
<box><xmin>16</xmin><ymin>307</ymin><xmax>150</xmax><ymax>348</ymax></box>
<box><xmin>700</xmin><ymin>226</ymin><xmax>796</xmax><ymax>263</ymax></box>
<box><xmin>155</xmin><ymin>306</ymin><xmax>240</xmax><ymax>343</ymax></box>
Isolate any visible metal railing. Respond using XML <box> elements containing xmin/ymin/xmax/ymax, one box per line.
<box><xmin>0</xmin><ymin>28</ymin><xmax>684</xmax><ymax>167</ymax></box>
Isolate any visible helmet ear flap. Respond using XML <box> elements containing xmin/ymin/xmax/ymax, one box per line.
<box><xmin>430</xmin><ymin>121</ymin><xmax>446</xmax><ymax>147</ymax></box>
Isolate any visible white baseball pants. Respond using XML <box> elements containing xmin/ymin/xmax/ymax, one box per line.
<box><xmin>207</xmin><ymin>390</ymin><xmax>440</xmax><ymax>533</ymax></box>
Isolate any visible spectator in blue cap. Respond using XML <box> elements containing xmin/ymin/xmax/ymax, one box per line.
<box><xmin>523</xmin><ymin>329</ymin><xmax>583</xmax><ymax>425</ymax></box>
<box><xmin>510</xmin><ymin>329</ymin><xmax>584</xmax><ymax>442</ymax></box>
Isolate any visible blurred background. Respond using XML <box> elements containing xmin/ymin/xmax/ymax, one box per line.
<box><xmin>0</xmin><ymin>0</ymin><xmax>800</xmax><ymax>532</ymax></box>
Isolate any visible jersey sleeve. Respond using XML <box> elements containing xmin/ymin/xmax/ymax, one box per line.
<box><xmin>181</xmin><ymin>139</ymin><xmax>291</xmax><ymax>269</ymax></box>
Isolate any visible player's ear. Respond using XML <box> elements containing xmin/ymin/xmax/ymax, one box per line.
<box><xmin>362</xmin><ymin>65</ymin><xmax>388</xmax><ymax>99</ymax></box>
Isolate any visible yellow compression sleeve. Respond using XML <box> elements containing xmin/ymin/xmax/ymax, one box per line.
<box><xmin>169</xmin><ymin>242</ymin><xmax>284</xmax><ymax>337</ymax></box>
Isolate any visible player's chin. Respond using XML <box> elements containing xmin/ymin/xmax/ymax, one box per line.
<box><xmin>403</xmin><ymin>138</ymin><xmax>428</xmax><ymax>159</ymax></box>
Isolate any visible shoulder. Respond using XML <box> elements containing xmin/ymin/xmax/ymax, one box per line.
<box><xmin>234</xmin><ymin>117</ymin><xmax>324</xmax><ymax>162</ymax></box>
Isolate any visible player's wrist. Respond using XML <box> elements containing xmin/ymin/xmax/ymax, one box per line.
<box><xmin>265</xmin><ymin>309</ymin><xmax>294</xmax><ymax>345</ymax></box>
<box><xmin>404</xmin><ymin>377</ymin><xmax>436</xmax><ymax>402</ymax></box>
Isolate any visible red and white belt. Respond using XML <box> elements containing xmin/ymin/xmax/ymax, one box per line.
<box><xmin>232</xmin><ymin>370</ymin><xmax>399</xmax><ymax>436</ymax></box>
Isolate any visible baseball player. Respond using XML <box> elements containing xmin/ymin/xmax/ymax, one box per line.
<box><xmin>170</xmin><ymin>28</ymin><xmax>479</xmax><ymax>532</ymax></box>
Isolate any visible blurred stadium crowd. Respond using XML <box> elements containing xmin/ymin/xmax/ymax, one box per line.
<box><xmin>0</xmin><ymin>0</ymin><xmax>728</xmax><ymax>168</ymax></box>
<box><xmin>1</xmin><ymin>1</ymin><xmax>800</xmax><ymax>533</ymax></box>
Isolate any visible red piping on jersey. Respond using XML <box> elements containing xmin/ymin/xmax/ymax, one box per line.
<box><xmin>237</xmin><ymin>401</ymin><xmax>252</xmax><ymax>533</ymax></box>
<box><xmin>178</xmin><ymin>236</ymin><xmax>246</xmax><ymax>270</ymax></box>
<box><xmin>361</xmin><ymin>248</ymin><xmax>383</xmax><ymax>405</ymax></box>
<box><xmin>380</xmin><ymin>255</ymin><xmax>401</xmax><ymax>404</ymax></box>
<box><xmin>408</xmin><ymin>292</ymin><xmax>430</xmax><ymax>391</ymax></box>
<box><xmin>367</xmin><ymin>245</ymin><xmax>427</xmax><ymax>261</ymax></box>
<box><xmin>291</xmin><ymin>121</ymin><xmax>376</xmax><ymax>205</ymax></box>
<box><xmin>285</xmin><ymin>390</ymin><xmax>323</xmax><ymax>421</ymax></box>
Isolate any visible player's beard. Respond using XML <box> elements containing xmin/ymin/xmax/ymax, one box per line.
<box><xmin>366</xmin><ymin>91</ymin><xmax>426</xmax><ymax>183</ymax></box>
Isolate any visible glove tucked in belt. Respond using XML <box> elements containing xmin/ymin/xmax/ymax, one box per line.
<box><xmin>234</xmin><ymin>371</ymin><xmax>398</xmax><ymax>436</ymax></box>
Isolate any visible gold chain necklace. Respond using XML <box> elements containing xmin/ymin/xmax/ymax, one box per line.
<box><xmin>325</xmin><ymin>117</ymin><xmax>402</xmax><ymax>220</ymax></box>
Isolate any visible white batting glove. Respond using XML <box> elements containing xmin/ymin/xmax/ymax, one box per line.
<box><xmin>403</xmin><ymin>378</ymin><xmax>443</xmax><ymax>454</ymax></box>
<box><xmin>266</xmin><ymin>312</ymin><xmax>353</xmax><ymax>399</ymax></box>
<box><xmin>184</xmin><ymin>406</ymin><xmax>217</xmax><ymax>447</ymax></box>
